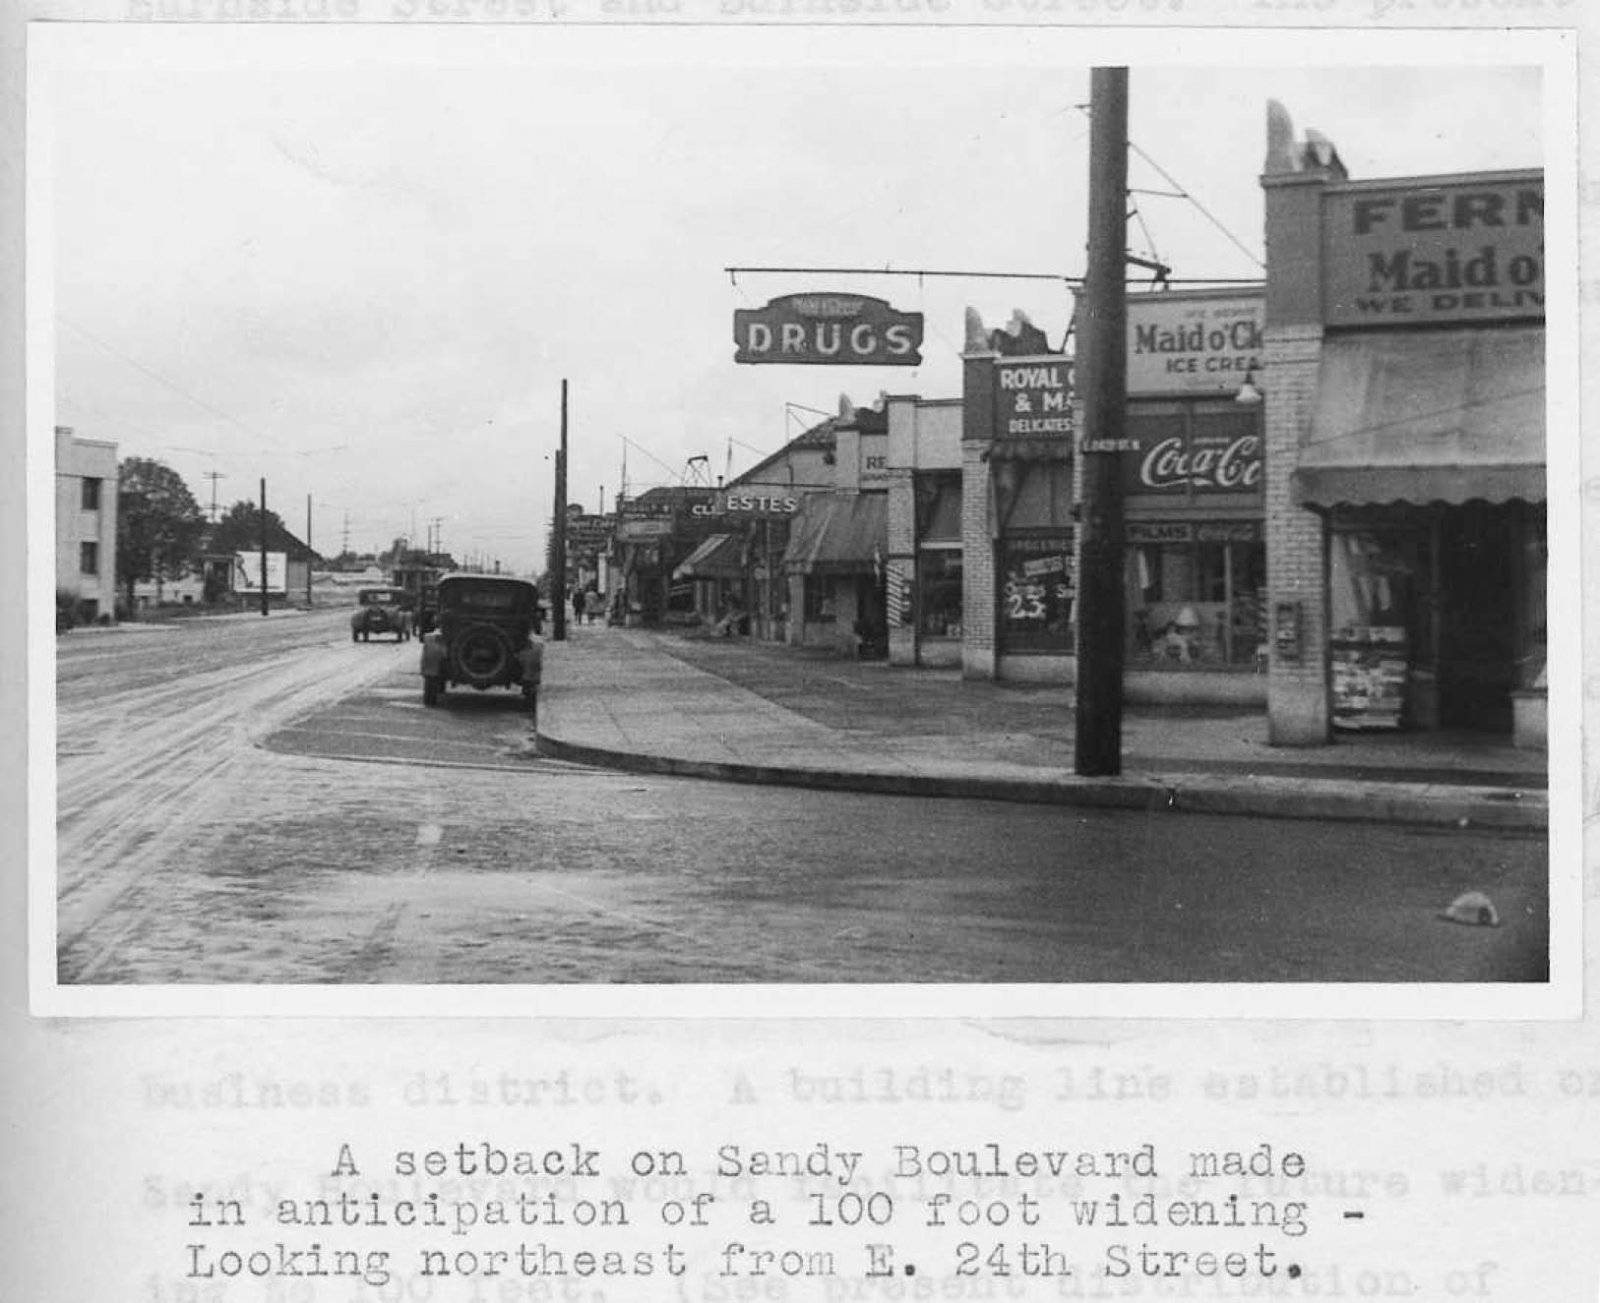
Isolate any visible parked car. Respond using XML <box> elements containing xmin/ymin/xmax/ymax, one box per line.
<box><xmin>419</xmin><ymin>573</ymin><xmax>543</xmax><ymax>711</ymax></box>
<box><xmin>351</xmin><ymin>587</ymin><xmax>412</xmax><ymax>643</ymax></box>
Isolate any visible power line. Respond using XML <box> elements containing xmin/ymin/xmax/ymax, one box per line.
<box><xmin>58</xmin><ymin>316</ymin><xmax>276</xmax><ymax>444</ymax></box>
<box><xmin>618</xmin><ymin>435</ymin><xmax>685</xmax><ymax>485</ymax></box>
<box><xmin>1074</xmin><ymin>103</ymin><xmax>1266</xmax><ymax>273</ymax></box>
<box><xmin>730</xmin><ymin>264</ymin><xmax>1075</xmax><ymax>284</ymax></box>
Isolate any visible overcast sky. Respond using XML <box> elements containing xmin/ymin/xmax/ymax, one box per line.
<box><xmin>38</xmin><ymin>26</ymin><xmax>1547</xmax><ymax>575</ymax></box>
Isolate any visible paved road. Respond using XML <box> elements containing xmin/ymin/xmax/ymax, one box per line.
<box><xmin>54</xmin><ymin>613</ymin><xmax>1548</xmax><ymax>984</ymax></box>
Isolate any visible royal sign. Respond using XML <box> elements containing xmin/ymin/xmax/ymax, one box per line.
<box><xmin>734</xmin><ymin>294</ymin><xmax>923</xmax><ymax>366</ymax></box>
<box><xmin>1127</xmin><ymin>293</ymin><xmax>1263</xmax><ymax>395</ymax></box>
<box><xmin>993</xmin><ymin>357</ymin><xmax>1074</xmax><ymax>438</ymax></box>
<box><xmin>1322</xmin><ymin>174</ymin><xmax>1543</xmax><ymax>326</ymax></box>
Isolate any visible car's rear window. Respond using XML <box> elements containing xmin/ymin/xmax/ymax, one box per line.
<box><xmin>359</xmin><ymin>590</ymin><xmax>402</xmax><ymax>604</ymax></box>
<box><xmin>445</xmin><ymin>586</ymin><xmax>530</xmax><ymax>612</ymax></box>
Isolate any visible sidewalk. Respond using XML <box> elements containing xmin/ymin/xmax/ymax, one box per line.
<box><xmin>532</xmin><ymin>625</ymin><xmax>1548</xmax><ymax>831</ymax></box>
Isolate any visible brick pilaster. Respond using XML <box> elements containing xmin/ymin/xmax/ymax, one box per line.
<box><xmin>1264</xmin><ymin>324</ymin><xmax>1331</xmax><ymax>744</ymax></box>
<box><xmin>961</xmin><ymin>439</ymin><xmax>996</xmax><ymax>680</ymax></box>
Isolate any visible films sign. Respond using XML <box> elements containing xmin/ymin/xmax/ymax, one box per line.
<box><xmin>1127</xmin><ymin>294</ymin><xmax>1264</xmax><ymax>395</ymax></box>
<box><xmin>734</xmin><ymin>293</ymin><xmax>924</xmax><ymax>366</ymax></box>
<box><xmin>993</xmin><ymin>357</ymin><xmax>1074</xmax><ymax>439</ymax></box>
<box><xmin>1127</xmin><ymin>521</ymin><xmax>1260</xmax><ymax>545</ymax></box>
<box><xmin>1322</xmin><ymin>175</ymin><xmax>1543</xmax><ymax>326</ymax></box>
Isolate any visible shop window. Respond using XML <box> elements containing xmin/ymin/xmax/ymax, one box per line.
<box><xmin>916</xmin><ymin>473</ymin><xmax>963</xmax><ymax>544</ymax></box>
<box><xmin>916</xmin><ymin>549</ymin><xmax>963</xmax><ymax>637</ymax></box>
<box><xmin>1518</xmin><ymin>503</ymin><xmax>1547</xmax><ymax>689</ymax></box>
<box><xmin>81</xmin><ymin>477</ymin><xmax>101</xmax><ymax>511</ymax></box>
<box><xmin>1125</xmin><ymin>530</ymin><xmax>1265</xmax><ymax>668</ymax></box>
<box><xmin>79</xmin><ymin>541</ymin><xmax>99</xmax><ymax>576</ymax></box>
<box><xmin>998</xmin><ymin>534</ymin><xmax>1073</xmax><ymax>655</ymax></box>
<box><xmin>1328</xmin><ymin>528</ymin><xmax>1428</xmax><ymax>648</ymax></box>
<box><xmin>803</xmin><ymin>575</ymin><xmax>835</xmax><ymax>623</ymax></box>
<box><xmin>1328</xmin><ymin>527</ymin><xmax>1430</xmax><ymax>730</ymax></box>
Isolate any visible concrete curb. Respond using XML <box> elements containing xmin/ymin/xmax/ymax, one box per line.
<box><xmin>533</xmin><ymin>731</ymin><xmax>1548</xmax><ymax>831</ymax></box>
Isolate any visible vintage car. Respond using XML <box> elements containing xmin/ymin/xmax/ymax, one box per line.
<box><xmin>350</xmin><ymin>587</ymin><xmax>412</xmax><ymax>643</ymax></box>
<box><xmin>419</xmin><ymin>573</ymin><xmax>543</xmax><ymax>711</ymax></box>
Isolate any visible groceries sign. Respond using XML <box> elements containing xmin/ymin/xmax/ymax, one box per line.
<box><xmin>734</xmin><ymin>294</ymin><xmax>924</xmax><ymax>366</ymax></box>
<box><xmin>1323</xmin><ymin>174</ymin><xmax>1543</xmax><ymax>326</ymax></box>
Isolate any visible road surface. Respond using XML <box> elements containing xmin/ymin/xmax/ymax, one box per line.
<box><xmin>54</xmin><ymin>611</ymin><xmax>1548</xmax><ymax>984</ymax></box>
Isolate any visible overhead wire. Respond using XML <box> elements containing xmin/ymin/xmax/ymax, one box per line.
<box><xmin>58</xmin><ymin>316</ymin><xmax>277</xmax><ymax>445</ymax></box>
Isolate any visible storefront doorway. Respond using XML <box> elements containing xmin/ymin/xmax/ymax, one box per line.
<box><xmin>1436</xmin><ymin>502</ymin><xmax>1518</xmax><ymax>733</ymax></box>
<box><xmin>1329</xmin><ymin>502</ymin><xmax>1534</xmax><ymax>735</ymax></box>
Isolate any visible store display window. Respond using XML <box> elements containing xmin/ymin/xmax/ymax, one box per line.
<box><xmin>998</xmin><ymin>533</ymin><xmax>1074</xmax><ymax>655</ymax></box>
<box><xmin>916</xmin><ymin>549</ymin><xmax>963</xmax><ymax>637</ymax></box>
<box><xmin>1328</xmin><ymin>527</ymin><xmax>1429</xmax><ymax>729</ymax></box>
<box><xmin>1125</xmin><ymin>523</ymin><xmax>1266</xmax><ymax>669</ymax></box>
<box><xmin>803</xmin><ymin>575</ymin><xmax>835</xmax><ymax>623</ymax></box>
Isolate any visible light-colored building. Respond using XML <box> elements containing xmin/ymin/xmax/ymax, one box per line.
<box><xmin>1260</xmin><ymin>104</ymin><xmax>1545</xmax><ymax>748</ymax></box>
<box><xmin>783</xmin><ymin>402</ymin><xmax>889</xmax><ymax>656</ymax></box>
<box><xmin>883</xmin><ymin>395</ymin><xmax>963</xmax><ymax>668</ymax></box>
<box><xmin>54</xmin><ymin>425</ymin><xmax>118</xmax><ymax>623</ymax></box>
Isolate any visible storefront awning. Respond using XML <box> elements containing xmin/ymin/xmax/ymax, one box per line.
<box><xmin>1294</xmin><ymin>327</ymin><xmax>1544</xmax><ymax>508</ymax></box>
<box><xmin>784</xmin><ymin>494</ymin><xmax>886</xmax><ymax>575</ymax></box>
<box><xmin>672</xmin><ymin>533</ymin><xmax>744</xmax><ymax>580</ymax></box>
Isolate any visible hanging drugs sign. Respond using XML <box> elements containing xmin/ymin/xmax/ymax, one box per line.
<box><xmin>734</xmin><ymin>293</ymin><xmax>924</xmax><ymax>366</ymax></box>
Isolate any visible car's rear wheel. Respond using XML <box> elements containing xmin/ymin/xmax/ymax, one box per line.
<box><xmin>453</xmin><ymin>624</ymin><xmax>513</xmax><ymax>688</ymax></box>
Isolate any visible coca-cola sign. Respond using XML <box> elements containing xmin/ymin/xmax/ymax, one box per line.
<box><xmin>1120</xmin><ymin>413</ymin><xmax>1263</xmax><ymax>500</ymax></box>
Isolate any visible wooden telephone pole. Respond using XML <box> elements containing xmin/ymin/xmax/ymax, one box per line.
<box><xmin>259</xmin><ymin>477</ymin><xmax>270</xmax><ymax>618</ymax></box>
<box><xmin>1074</xmin><ymin>67</ymin><xmax>1130</xmax><ymax>776</ymax></box>
<box><xmin>552</xmin><ymin>379</ymin><xmax>569</xmax><ymax>642</ymax></box>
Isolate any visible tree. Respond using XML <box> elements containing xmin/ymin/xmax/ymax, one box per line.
<box><xmin>116</xmin><ymin>458</ymin><xmax>206</xmax><ymax>615</ymax></box>
<box><xmin>208</xmin><ymin>500</ymin><xmax>290</xmax><ymax>559</ymax></box>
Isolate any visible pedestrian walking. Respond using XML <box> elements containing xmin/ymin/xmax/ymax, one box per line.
<box><xmin>584</xmin><ymin>588</ymin><xmax>604</xmax><ymax>625</ymax></box>
<box><xmin>572</xmin><ymin>589</ymin><xmax>584</xmax><ymax>626</ymax></box>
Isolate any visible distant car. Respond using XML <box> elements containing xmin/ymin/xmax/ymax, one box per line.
<box><xmin>351</xmin><ymin>587</ymin><xmax>412</xmax><ymax>643</ymax></box>
<box><xmin>419</xmin><ymin>573</ymin><xmax>543</xmax><ymax>711</ymax></box>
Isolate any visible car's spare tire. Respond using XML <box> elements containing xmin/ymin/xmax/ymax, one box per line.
<box><xmin>451</xmin><ymin>623</ymin><xmax>513</xmax><ymax>688</ymax></box>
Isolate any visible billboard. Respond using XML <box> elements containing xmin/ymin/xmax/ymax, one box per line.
<box><xmin>231</xmin><ymin>552</ymin><xmax>288</xmax><ymax>594</ymax></box>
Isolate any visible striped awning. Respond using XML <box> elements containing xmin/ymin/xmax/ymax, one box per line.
<box><xmin>784</xmin><ymin>494</ymin><xmax>887</xmax><ymax>575</ymax></box>
<box><xmin>672</xmin><ymin>533</ymin><xmax>744</xmax><ymax>580</ymax></box>
<box><xmin>1294</xmin><ymin>327</ymin><xmax>1544</xmax><ymax>507</ymax></box>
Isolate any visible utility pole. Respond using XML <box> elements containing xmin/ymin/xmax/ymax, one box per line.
<box><xmin>553</xmin><ymin>379</ymin><xmax>569</xmax><ymax>642</ymax></box>
<box><xmin>1074</xmin><ymin>66</ymin><xmax>1130</xmax><ymax>777</ymax></box>
<box><xmin>305</xmin><ymin>493</ymin><xmax>313</xmax><ymax>608</ymax></box>
<box><xmin>204</xmin><ymin>470</ymin><xmax>224</xmax><ymax>523</ymax></box>
<box><xmin>259</xmin><ymin>477</ymin><xmax>270</xmax><ymax>618</ymax></box>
